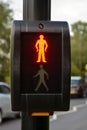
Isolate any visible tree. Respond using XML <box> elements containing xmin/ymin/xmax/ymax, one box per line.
<box><xmin>0</xmin><ymin>1</ymin><xmax>13</xmax><ymax>82</ymax></box>
<box><xmin>71</xmin><ymin>21</ymin><xmax>87</xmax><ymax>77</ymax></box>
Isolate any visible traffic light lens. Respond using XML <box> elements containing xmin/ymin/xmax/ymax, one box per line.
<box><xmin>20</xmin><ymin>32</ymin><xmax>62</xmax><ymax>94</ymax></box>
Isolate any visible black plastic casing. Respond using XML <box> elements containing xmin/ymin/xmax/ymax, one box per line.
<box><xmin>11</xmin><ymin>21</ymin><xmax>70</xmax><ymax>114</ymax></box>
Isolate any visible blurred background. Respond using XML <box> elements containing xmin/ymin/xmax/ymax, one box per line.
<box><xmin>0</xmin><ymin>0</ymin><xmax>87</xmax><ymax>129</ymax></box>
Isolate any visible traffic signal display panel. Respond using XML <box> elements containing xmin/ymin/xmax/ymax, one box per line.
<box><xmin>21</xmin><ymin>32</ymin><xmax>62</xmax><ymax>94</ymax></box>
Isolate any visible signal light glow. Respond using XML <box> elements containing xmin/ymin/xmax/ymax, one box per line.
<box><xmin>35</xmin><ymin>35</ymin><xmax>48</xmax><ymax>63</ymax></box>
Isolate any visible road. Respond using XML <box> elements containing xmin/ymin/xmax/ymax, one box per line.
<box><xmin>0</xmin><ymin>98</ymin><xmax>87</xmax><ymax>130</ymax></box>
<box><xmin>50</xmin><ymin>98</ymin><xmax>87</xmax><ymax>130</ymax></box>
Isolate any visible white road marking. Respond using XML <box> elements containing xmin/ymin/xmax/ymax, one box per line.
<box><xmin>50</xmin><ymin>100</ymin><xmax>87</xmax><ymax>122</ymax></box>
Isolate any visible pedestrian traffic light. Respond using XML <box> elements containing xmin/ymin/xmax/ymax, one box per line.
<box><xmin>11</xmin><ymin>21</ymin><xmax>70</xmax><ymax>114</ymax></box>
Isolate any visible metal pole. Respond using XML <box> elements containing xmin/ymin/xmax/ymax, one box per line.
<box><xmin>23</xmin><ymin>0</ymin><xmax>51</xmax><ymax>20</ymax></box>
<box><xmin>22</xmin><ymin>0</ymin><xmax>51</xmax><ymax>130</ymax></box>
<box><xmin>22</xmin><ymin>112</ymin><xmax>49</xmax><ymax>130</ymax></box>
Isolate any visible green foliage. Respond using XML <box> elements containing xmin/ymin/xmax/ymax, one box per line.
<box><xmin>0</xmin><ymin>1</ymin><xmax>13</xmax><ymax>82</ymax></box>
<box><xmin>71</xmin><ymin>21</ymin><xmax>87</xmax><ymax>77</ymax></box>
<box><xmin>71</xmin><ymin>62</ymin><xmax>81</xmax><ymax>76</ymax></box>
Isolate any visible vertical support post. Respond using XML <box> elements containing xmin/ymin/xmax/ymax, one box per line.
<box><xmin>23</xmin><ymin>0</ymin><xmax>51</xmax><ymax>20</ymax></box>
<box><xmin>22</xmin><ymin>112</ymin><xmax>49</xmax><ymax>130</ymax></box>
<box><xmin>22</xmin><ymin>0</ymin><xmax>51</xmax><ymax>130</ymax></box>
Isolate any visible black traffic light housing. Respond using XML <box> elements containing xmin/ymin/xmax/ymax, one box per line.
<box><xmin>11</xmin><ymin>21</ymin><xmax>70</xmax><ymax>114</ymax></box>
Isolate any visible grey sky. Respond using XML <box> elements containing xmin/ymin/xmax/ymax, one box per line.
<box><xmin>2</xmin><ymin>0</ymin><xmax>87</xmax><ymax>25</ymax></box>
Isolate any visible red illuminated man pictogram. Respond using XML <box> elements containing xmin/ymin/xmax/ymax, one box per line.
<box><xmin>35</xmin><ymin>35</ymin><xmax>48</xmax><ymax>63</ymax></box>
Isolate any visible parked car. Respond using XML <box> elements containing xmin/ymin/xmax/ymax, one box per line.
<box><xmin>0</xmin><ymin>82</ymin><xmax>20</xmax><ymax>124</ymax></box>
<box><xmin>70</xmin><ymin>76</ymin><xmax>87</xmax><ymax>98</ymax></box>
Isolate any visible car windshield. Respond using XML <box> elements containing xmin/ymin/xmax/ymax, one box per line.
<box><xmin>0</xmin><ymin>85</ymin><xmax>10</xmax><ymax>94</ymax></box>
<box><xmin>71</xmin><ymin>79</ymin><xmax>81</xmax><ymax>85</ymax></box>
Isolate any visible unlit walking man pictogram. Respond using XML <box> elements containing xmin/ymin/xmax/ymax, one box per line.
<box><xmin>33</xmin><ymin>65</ymin><xmax>49</xmax><ymax>91</ymax></box>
